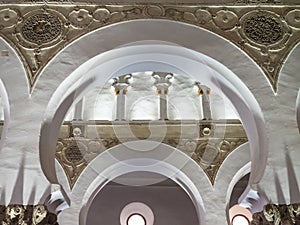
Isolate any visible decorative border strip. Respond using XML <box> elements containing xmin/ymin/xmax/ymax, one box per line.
<box><xmin>56</xmin><ymin>121</ymin><xmax>247</xmax><ymax>188</ymax></box>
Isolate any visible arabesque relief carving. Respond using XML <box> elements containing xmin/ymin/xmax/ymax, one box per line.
<box><xmin>251</xmin><ymin>203</ymin><xmax>300</xmax><ymax>225</ymax></box>
<box><xmin>0</xmin><ymin>205</ymin><xmax>58</xmax><ymax>225</ymax></box>
<box><xmin>0</xmin><ymin>4</ymin><xmax>299</xmax><ymax>92</ymax></box>
<box><xmin>56</xmin><ymin>120</ymin><xmax>247</xmax><ymax>188</ymax></box>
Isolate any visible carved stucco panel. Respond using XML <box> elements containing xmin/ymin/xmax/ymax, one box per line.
<box><xmin>56</xmin><ymin>121</ymin><xmax>248</xmax><ymax>189</ymax></box>
<box><xmin>0</xmin><ymin>4</ymin><xmax>299</xmax><ymax>92</ymax></box>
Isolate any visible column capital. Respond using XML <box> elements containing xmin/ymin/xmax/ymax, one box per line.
<box><xmin>112</xmin><ymin>74</ymin><xmax>132</xmax><ymax>95</ymax></box>
<box><xmin>152</xmin><ymin>72</ymin><xmax>173</xmax><ymax>92</ymax></box>
<box><xmin>195</xmin><ymin>82</ymin><xmax>211</xmax><ymax>95</ymax></box>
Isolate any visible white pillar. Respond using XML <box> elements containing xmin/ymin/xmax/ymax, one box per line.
<box><xmin>112</xmin><ymin>74</ymin><xmax>132</xmax><ymax>121</ymax></box>
<box><xmin>73</xmin><ymin>99</ymin><xmax>83</xmax><ymax>121</ymax></box>
<box><xmin>152</xmin><ymin>72</ymin><xmax>173</xmax><ymax>120</ymax></box>
<box><xmin>195</xmin><ymin>82</ymin><xmax>212</xmax><ymax>120</ymax></box>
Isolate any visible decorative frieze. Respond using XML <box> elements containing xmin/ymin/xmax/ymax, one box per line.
<box><xmin>0</xmin><ymin>205</ymin><xmax>58</xmax><ymax>225</ymax></box>
<box><xmin>56</xmin><ymin>120</ymin><xmax>247</xmax><ymax>188</ymax></box>
<box><xmin>251</xmin><ymin>203</ymin><xmax>300</xmax><ymax>225</ymax></box>
<box><xmin>0</xmin><ymin>4</ymin><xmax>299</xmax><ymax>92</ymax></box>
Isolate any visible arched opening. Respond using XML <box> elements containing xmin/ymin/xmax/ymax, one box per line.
<box><xmin>55</xmin><ymin>70</ymin><xmax>244</xmax><ymax>192</ymax></box>
<box><xmin>41</xmin><ymin>43</ymin><xmax>268</xmax><ymax>189</ymax></box>
<box><xmin>85</xmin><ymin>172</ymin><xmax>199</xmax><ymax>225</ymax></box>
<box><xmin>72</xmin><ymin>141</ymin><xmax>207</xmax><ymax>225</ymax></box>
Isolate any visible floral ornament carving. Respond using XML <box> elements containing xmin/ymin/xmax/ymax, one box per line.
<box><xmin>69</xmin><ymin>8</ymin><xmax>93</xmax><ymax>28</ymax></box>
<box><xmin>165</xmin><ymin>8</ymin><xmax>183</xmax><ymax>20</ymax></box>
<box><xmin>0</xmin><ymin>9</ymin><xmax>18</xmax><ymax>28</ymax></box>
<box><xmin>213</xmin><ymin>10</ymin><xmax>239</xmax><ymax>30</ymax></box>
<box><xmin>195</xmin><ymin>9</ymin><xmax>212</xmax><ymax>24</ymax></box>
<box><xmin>285</xmin><ymin>9</ymin><xmax>300</xmax><ymax>29</ymax></box>
<box><xmin>93</xmin><ymin>8</ymin><xmax>111</xmax><ymax>22</ymax></box>
<box><xmin>145</xmin><ymin>5</ymin><xmax>164</xmax><ymax>17</ymax></box>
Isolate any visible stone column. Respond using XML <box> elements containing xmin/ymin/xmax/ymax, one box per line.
<box><xmin>152</xmin><ymin>72</ymin><xmax>173</xmax><ymax>120</ymax></box>
<box><xmin>112</xmin><ymin>74</ymin><xmax>132</xmax><ymax>121</ymax></box>
<box><xmin>195</xmin><ymin>82</ymin><xmax>212</xmax><ymax>120</ymax></box>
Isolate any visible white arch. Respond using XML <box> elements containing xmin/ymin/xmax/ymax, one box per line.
<box><xmin>40</xmin><ymin>44</ymin><xmax>268</xmax><ymax>192</ymax></box>
<box><xmin>74</xmin><ymin>141</ymin><xmax>206</xmax><ymax>225</ymax></box>
<box><xmin>0</xmin><ymin>36</ymin><xmax>27</xmax><ymax>153</ymax></box>
<box><xmin>0</xmin><ymin>79</ymin><xmax>10</xmax><ymax>151</ymax></box>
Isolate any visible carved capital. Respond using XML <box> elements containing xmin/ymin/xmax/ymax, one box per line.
<box><xmin>152</xmin><ymin>72</ymin><xmax>173</xmax><ymax>93</ymax></box>
<box><xmin>112</xmin><ymin>74</ymin><xmax>132</xmax><ymax>95</ymax></box>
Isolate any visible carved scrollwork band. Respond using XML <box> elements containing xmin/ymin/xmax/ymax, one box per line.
<box><xmin>0</xmin><ymin>4</ymin><xmax>299</xmax><ymax>92</ymax></box>
<box><xmin>0</xmin><ymin>205</ymin><xmax>58</xmax><ymax>225</ymax></box>
<box><xmin>56</xmin><ymin>120</ymin><xmax>247</xmax><ymax>188</ymax></box>
<box><xmin>251</xmin><ymin>203</ymin><xmax>300</xmax><ymax>225</ymax></box>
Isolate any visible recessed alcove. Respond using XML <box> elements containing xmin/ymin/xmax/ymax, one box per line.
<box><xmin>64</xmin><ymin>71</ymin><xmax>239</xmax><ymax>121</ymax></box>
<box><xmin>85</xmin><ymin>172</ymin><xmax>199</xmax><ymax>225</ymax></box>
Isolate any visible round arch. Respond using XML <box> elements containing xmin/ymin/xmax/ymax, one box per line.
<box><xmin>69</xmin><ymin>141</ymin><xmax>207</xmax><ymax>225</ymax></box>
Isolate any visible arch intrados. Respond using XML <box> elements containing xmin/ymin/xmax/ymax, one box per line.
<box><xmin>225</xmin><ymin>163</ymin><xmax>251</xmax><ymax>224</ymax></box>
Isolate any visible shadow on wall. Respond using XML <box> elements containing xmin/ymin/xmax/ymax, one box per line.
<box><xmin>228</xmin><ymin>150</ymin><xmax>300</xmax><ymax>225</ymax></box>
<box><xmin>0</xmin><ymin>155</ymin><xmax>69</xmax><ymax>214</ymax></box>
<box><xmin>297</xmin><ymin>89</ymin><xmax>300</xmax><ymax>134</ymax></box>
